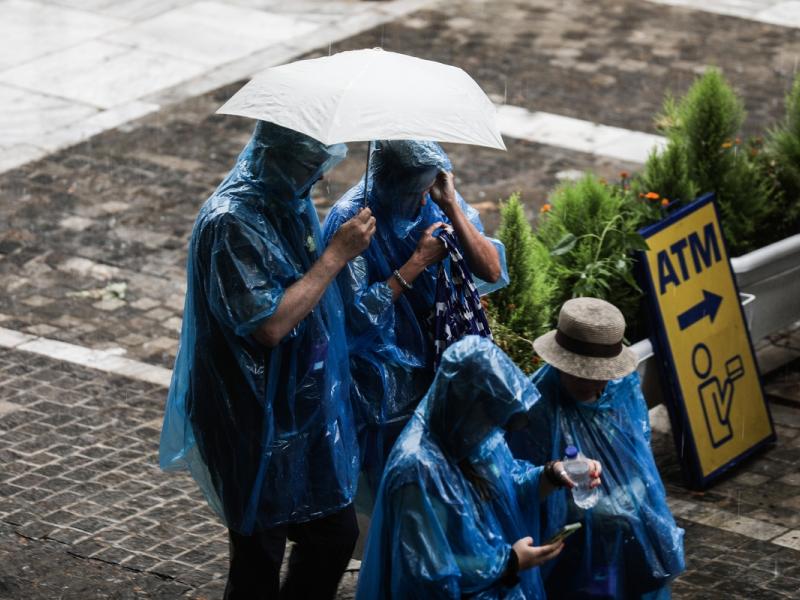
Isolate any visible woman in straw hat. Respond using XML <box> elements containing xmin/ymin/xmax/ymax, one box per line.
<box><xmin>508</xmin><ymin>297</ymin><xmax>685</xmax><ymax>599</ymax></box>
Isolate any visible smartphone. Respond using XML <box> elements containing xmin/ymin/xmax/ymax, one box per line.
<box><xmin>543</xmin><ymin>522</ymin><xmax>582</xmax><ymax>546</ymax></box>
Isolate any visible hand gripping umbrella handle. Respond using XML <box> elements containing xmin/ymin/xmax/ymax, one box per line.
<box><xmin>363</xmin><ymin>140</ymin><xmax>372</xmax><ymax>208</ymax></box>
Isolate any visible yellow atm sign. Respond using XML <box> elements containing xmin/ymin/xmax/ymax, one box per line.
<box><xmin>639</xmin><ymin>194</ymin><xmax>775</xmax><ymax>487</ymax></box>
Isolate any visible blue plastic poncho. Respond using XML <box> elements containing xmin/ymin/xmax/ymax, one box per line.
<box><xmin>508</xmin><ymin>365</ymin><xmax>685</xmax><ymax>599</ymax></box>
<box><xmin>356</xmin><ymin>336</ymin><xmax>547</xmax><ymax>600</ymax></box>
<box><xmin>159</xmin><ymin>121</ymin><xmax>359</xmax><ymax>534</ymax></box>
<box><xmin>321</xmin><ymin>141</ymin><xmax>508</xmax><ymax>496</ymax></box>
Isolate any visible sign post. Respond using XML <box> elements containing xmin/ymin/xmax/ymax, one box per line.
<box><xmin>638</xmin><ymin>193</ymin><xmax>775</xmax><ymax>488</ymax></box>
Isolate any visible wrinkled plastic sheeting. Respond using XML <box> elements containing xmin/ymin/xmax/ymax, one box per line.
<box><xmin>356</xmin><ymin>336</ymin><xmax>546</xmax><ymax>599</ymax></box>
<box><xmin>159</xmin><ymin>122</ymin><xmax>359</xmax><ymax>534</ymax></box>
<box><xmin>322</xmin><ymin>141</ymin><xmax>508</xmax><ymax>497</ymax></box>
<box><xmin>509</xmin><ymin>365</ymin><xmax>686</xmax><ymax>598</ymax></box>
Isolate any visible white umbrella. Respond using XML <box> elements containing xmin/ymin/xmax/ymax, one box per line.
<box><xmin>217</xmin><ymin>48</ymin><xmax>506</xmax><ymax>151</ymax></box>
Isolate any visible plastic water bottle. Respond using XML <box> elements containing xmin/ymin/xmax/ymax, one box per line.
<box><xmin>563</xmin><ymin>445</ymin><xmax>598</xmax><ymax>509</ymax></box>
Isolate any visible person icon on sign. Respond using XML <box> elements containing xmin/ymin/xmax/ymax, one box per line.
<box><xmin>692</xmin><ymin>343</ymin><xmax>744</xmax><ymax>448</ymax></box>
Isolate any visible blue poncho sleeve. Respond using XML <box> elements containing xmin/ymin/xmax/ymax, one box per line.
<box><xmin>204</xmin><ymin>213</ymin><xmax>293</xmax><ymax>338</ymax></box>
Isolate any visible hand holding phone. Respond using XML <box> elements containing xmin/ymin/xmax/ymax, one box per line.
<box><xmin>543</xmin><ymin>522</ymin><xmax>582</xmax><ymax>546</ymax></box>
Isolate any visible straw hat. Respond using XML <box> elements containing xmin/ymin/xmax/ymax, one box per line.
<box><xmin>533</xmin><ymin>297</ymin><xmax>638</xmax><ymax>381</ymax></box>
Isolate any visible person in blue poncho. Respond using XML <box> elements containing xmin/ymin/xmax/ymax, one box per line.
<box><xmin>509</xmin><ymin>298</ymin><xmax>686</xmax><ymax>599</ymax></box>
<box><xmin>356</xmin><ymin>336</ymin><xmax>601</xmax><ymax>600</ymax></box>
<box><xmin>158</xmin><ymin>121</ymin><xmax>377</xmax><ymax>599</ymax></box>
<box><xmin>322</xmin><ymin>140</ymin><xmax>508</xmax><ymax>499</ymax></box>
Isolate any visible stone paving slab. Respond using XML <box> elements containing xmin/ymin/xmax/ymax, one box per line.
<box><xmin>648</xmin><ymin>0</ymin><xmax>800</xmax><ymax>28</ymax></box>
<box><xmin>0</xmin><ymin>0</ymin><xmax>440</xmax><ymax>174</ymax></box>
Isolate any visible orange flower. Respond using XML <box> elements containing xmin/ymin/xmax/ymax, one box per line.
<box><xmin>661</xmin><ymin>198</ymin><xmax>670</xmax><ymax>207</ymax></box>
<box><xmin>721</xmin><ymin>141</ymin><xmax>733</xmax><ymax>149</ymax></box>
<box><xmin>540</xmin><ymin>203</ymin><xmax>552</xmax><ymax>213</ymax></box>
<box><xmin>645</xmin><ymin>192</ymin><xmax>660</xmax><ymax>200</ymax></box>
<box><xmin>639</xmin><ymin>192</ymin><xmax>646</xmax><ymax>199</ymax></box>
<box><xmin>619</xmin><ymin>171</ymin><xmax>629</xmax><ymax>179</ymax></box>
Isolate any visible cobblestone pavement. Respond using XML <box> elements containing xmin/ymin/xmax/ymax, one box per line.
<box><xmin>3</xmin><ymin>0</ymin><xmax>800</xmax><ymax>370</ymax></box>
<box><xmin>2</xmin><ymin>0</ymin><xmax>800</xmax><ymax>598</ymax></box>
<box><xmin>653</xmin><ymin>399</ymin><xmax>800</xmax><ymax>599</ymax></box>
<box><xmin>321</xmin><ymin>0</ymin><xmax>800</xmax><ymax>136</ymax></box>
<box><xmin>0</xmin><ymin>85</ymin><xmax>636</xmax><ymax>369</ymax></box>
<box><xmin>1</xmin><ymin>343</ymin><xmax>799</xmax><ymax>598</ymax></box>
<box><xmin>0</xmin><ymin>346</ymin><xmax>357</xmax><ymax>599</ymax></box>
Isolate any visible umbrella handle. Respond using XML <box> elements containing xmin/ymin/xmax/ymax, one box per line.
<box><xmin>363</xmin><ymin>140</ymin><xmax>371</xmax><ymax>208</ymax></box>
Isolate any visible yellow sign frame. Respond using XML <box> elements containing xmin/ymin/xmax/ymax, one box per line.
<box><xmin>639</xmin><ymin>194</ymin><xmax>775</xmax><ymax>487</ymax></box>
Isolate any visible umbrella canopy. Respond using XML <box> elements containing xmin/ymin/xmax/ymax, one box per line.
<box><xmin>217</xmin><ymin>48</ymin><xmax>506</xmax><ymax>151</ymax></box>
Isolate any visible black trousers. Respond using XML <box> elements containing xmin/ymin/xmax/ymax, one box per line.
<box><xmin>224</xmin><ymin>504</ymin><xmax>359</xmax><ymax>600</ymax></box>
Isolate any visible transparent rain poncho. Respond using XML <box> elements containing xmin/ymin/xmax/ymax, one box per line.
<box><xmin>321</xmin><ymin>141</ymin><xmax>508</xmax><ymax>496</ymax></box>
<box><xmin>159</xmin><ymin>121</ymin><xmax>359</xmax><ymax>534</ymax></box>
<box><xmin>356</xmin><ymin>336</ymin><xmax>546</xmax><ymax>600</ymax></box>
<box><xmin>508</xmin><ymin>365</ymin><xmax>685</xmax><ymax>599</ymax></box>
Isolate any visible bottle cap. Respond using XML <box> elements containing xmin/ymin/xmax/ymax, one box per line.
<box><xmin>565</xmin><ymin>445</ymin><xmax>578</xmax><ymax>459</ymax></box>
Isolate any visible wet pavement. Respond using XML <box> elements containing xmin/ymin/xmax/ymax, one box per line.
<box><xmin>320</xmin><ymin>0</ymin><xmax>800</xmax><ymax>136</ymax></box>
<box><xmin>4</xmin><ymin>0</ymin><xmax>800</xmax><ymax>370</ymax></box>
<box><xmin>0</xmin><ymin>346</ymin><xmax>357</xmax><ymax>599</ymax></box>
<box><xmin>0</xmin><ymin>86</ymin><xmax>637</xmax><ymax>368</ymax></box>
<box><xmin>2</xmin><ymin>0</ymin><xmax>800</xmax><ymax>597</ymax></box>
<box><xmin>0</xmin><ymin>341</ymin><xmax>798</xmax><ymax>598</ymax></box>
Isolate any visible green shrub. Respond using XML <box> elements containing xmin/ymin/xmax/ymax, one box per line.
<box><xmin>492</xmin><ymin>193</ymin><xmax>537</xmax><ymax>327</ymax></box>
<box><xmin>485</xmin><ymin>308</ymin><xmax>540</xmax><ymax>374</ymax></box>
<box><xmin>641</xmin><ymin>68</ymin><xmax>773</xmax><ymax>254</ymax></box>
<box><xmin>534</xmin><ymin>175</ymin><xmax>647</xmax><ymax>333</ymax></box>
<box><xmin>491</xmin><ymin>194</ymin><xmax>556</xmax><ymax>337</ymax></box>
<box><xmin>489</xmin><ymin>70</ymin><xmax>800</xmax><ymax>373</ymax></box>
<box><xmin>487</xmin><ymin>194</ymin><xmax>554</xmax><ymax>372</ymax></box>
<box><xmin>760</xmin><ymin>77</ymin><xmax>800</xmax><ymax>240</ymax></box>
<box><xmin>631</xmin><ymin>143</ymin><xmax>697</xmax><ymax>225</ymax></box>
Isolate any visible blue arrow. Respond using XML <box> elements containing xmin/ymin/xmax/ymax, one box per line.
<box><xmin>677</xmin><ymin>290</ymin><xmax>723</xmax><ymax>331</ymax></box>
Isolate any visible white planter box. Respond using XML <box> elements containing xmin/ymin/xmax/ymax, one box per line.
<box><xmin>730</xmin><ymin>233</ymin><xmax>800</xmax><ymax>342</ymax></box>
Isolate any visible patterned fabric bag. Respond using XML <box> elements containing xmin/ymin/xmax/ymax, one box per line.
<box><xmin>430</xmin><ymin>228</ymin><xmax>493</xmax><ymax>368</ymax></box>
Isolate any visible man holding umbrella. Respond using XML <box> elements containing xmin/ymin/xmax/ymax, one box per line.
<box><xmin>162</xmin><ymin>47</ymin><xmax>507</xmax><ymax>597</ymax></box>
<box><xmin>159</xmin><ymin>120</ymin><xmax>375</xmax><ymax>599</ymax></box>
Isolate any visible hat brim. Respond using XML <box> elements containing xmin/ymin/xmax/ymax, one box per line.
<box><xmin>533</xmin><ymin>330</ymin><xmax>638</xmax><ymax>381</ymax></box>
